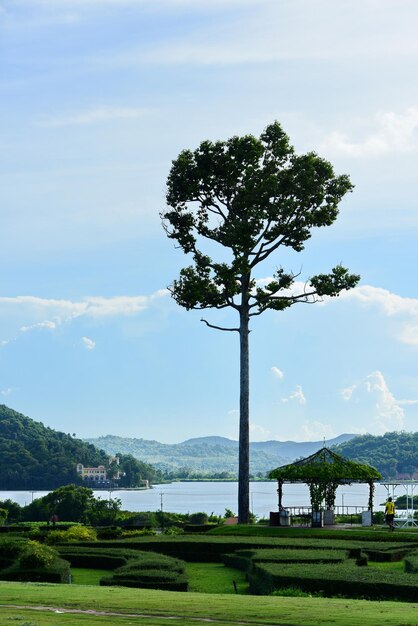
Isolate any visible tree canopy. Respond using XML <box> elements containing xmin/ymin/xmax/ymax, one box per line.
<box><xmin>0</xmin><ymin>405</ymin><xmax>162</xmax><ymax>489</ymax></box>
<box><xmin>161</xmin><ymin>121</ymin><xmax>360</xmax><ymax>522</ymax></box>
<box><xmin>333</xmin><ymin>431</ymin><xmax>418</xmax><ymax>479</ymax></box>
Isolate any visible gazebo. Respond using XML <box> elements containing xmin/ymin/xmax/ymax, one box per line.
<box><xmin>268</xmin><ymin>446</ymin><xmax>382</xmax><ymax>526</ymax></box>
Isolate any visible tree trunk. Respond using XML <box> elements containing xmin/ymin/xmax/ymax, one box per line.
<box><xmin>238</xmin><ymin>304</ymin><xmax>250</xmax><ymax>523</ymax></box>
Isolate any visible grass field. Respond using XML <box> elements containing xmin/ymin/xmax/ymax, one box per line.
<box><xmin>1</xmin><ymin>581</ymin><xmax>418</xmax><ymax>625</ymax></box>
<box><xmin>71</xmin><ymin>568</ymin><xmax>110</xmax><ymax>585</ymax></box>
<box><xmin>186</xmin><ymin>562</ymin><xmax>248</xmax><ymax>593</ymax></box>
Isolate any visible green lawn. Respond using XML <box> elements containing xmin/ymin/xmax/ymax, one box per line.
<box><xmin>71</xmin><ymin>568</ymin><xmax>110</xmax><ymax>585</ymax></box>
<box><xmin>1</xmin><ymin>581</ymin><xmax>418</xmax><ymax>625</ymax></box>
<box><xmin>186</xmin><ymin>562</ymin><xmax>248</xmax><ymax>594</ymax></box>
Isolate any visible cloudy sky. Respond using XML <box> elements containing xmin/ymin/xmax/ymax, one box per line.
<box><xmin>1</xmin><ymin>0</ymin><xmax>418</xmax><ymax>443</ymax></box>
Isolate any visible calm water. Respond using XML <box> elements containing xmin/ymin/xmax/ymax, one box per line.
<box><xmin>0</xmin><ymin>481</ymin><xmax>394</xmax><ymax>518</ymax></box>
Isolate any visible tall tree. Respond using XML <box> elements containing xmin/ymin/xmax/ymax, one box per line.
<box><xmin>161</xmin><ymin>122</ymin><xmax>360</xmax><ymax>523</ymax></box>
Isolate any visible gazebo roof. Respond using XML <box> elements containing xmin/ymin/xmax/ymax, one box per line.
<box><xmin>268</xmin><ymin>446</ymin><xmax>381</xmax><ymax>483</ymax></box>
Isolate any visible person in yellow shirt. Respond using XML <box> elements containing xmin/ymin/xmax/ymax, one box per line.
<box><xmin>385</xmin><ymin>497</ymin><xmax>395</xmax><ymax>531</ymax></box>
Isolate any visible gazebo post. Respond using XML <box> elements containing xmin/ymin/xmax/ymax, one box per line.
<box><xmin>278</xmin><ymin>479</ymin><xmax>283</xmax><ymax>510</ymax></box>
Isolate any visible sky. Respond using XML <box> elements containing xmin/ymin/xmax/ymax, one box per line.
<box><xmin>1</xmin><ymin>0</ymin><xmax>418</xmax><ymax>444</ymax></box>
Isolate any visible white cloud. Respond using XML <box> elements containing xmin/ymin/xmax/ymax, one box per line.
<box><xmin>249</xmin><ymin>422</ymin><xmax>270</xmax><ymax>440</ymax></box>
<box><xmin>332</xmin><ymin>285</ymin><xmax>418</xmax><ymax>349</ymax></box>
<box><xmin>342</xmin><ymin>370</ymin><xmax>409</xmax><ymax>434</ymax></box>
<box><xmin>299</xmin><ymin>420</ymin><xmax>336</xmax><ymax>442</ymax></box>
<box><xmin>322</xmin><ymin>107</ymin><xmax>418</xmax><ymax>158</ymax></box>
<box><xmin>38</xmin><ymin>106</ymin><xmax>148</xmax><ymax>127</ymax></box>
<box><xmin>282</xmin><ymin>384</ymin><xmax>306</xmax><ymax>405</ymax></box>
<box><xmin>0</xmin><ymin>388</ymin><xmax>13</xmax><ymax>396</ymax></box>
<box><xmin>82</xmin><ymin>336</ymin><xmax>96</xmax><ymax>350</ymax></box>
<box><xmin>341</xmin><ymin>385</ymin><xmax>356</xmax><ymax>401</ymax></box>
<box><xmin>20</xmin><ymin>320</ymin><xmax>57</xmax><ymax>332</ymax></box>
<box><xmin>271</xmin><ymin>366</ymin><xmax>284</xmax><ymax>380</ymax></box>
<box><xmin>0</xmin><ymin>290</ymin><xmax>168</xmax><ymax>324</ymax></box>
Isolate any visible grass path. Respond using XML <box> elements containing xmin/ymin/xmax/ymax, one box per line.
<box><xmin>1</xmin><ymin>582</ymin><xmax>418</xmax><ymax>625</ymax></box>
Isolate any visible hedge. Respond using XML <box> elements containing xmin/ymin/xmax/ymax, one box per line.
<box><xmin>57</xmin><ymin>546</ymin><xmax>143</xmax><ymax>569</ymax></box>
<box><xmin>223</xmin><ymin>548</ymin><xmax>350</xmax><ymax>572</ymax></box>
<box><xmin>208</xmin><ymin>525</ymin><xmax>418</xmax><ymax>543</ymax></box>
<box><xmin>0</xmin><ymin>556</ymin><xmax>70</xmax><ymax>584</ymax></box>
<box><xmin>249</xmin><ymin>561</ymin><xmax>418</xmax><ymax>601</ymax></box>
<box><xmin>99</xmin><ymin>553</ymin><xmax>188</xmax><ymax>591</ymax></box>
<box><xmin>66</xmin><ymin>536</ymin><xmax>415</xmax><ymax>562</ymax></box>
<box><xmin>404</xmin><ymin>551</ymin><xmax>418</xmax><ymax>573</ymax></box>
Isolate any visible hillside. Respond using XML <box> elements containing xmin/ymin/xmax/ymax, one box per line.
<box><xmin>0</xmin><ymin>405</ymin><xmax>162</xmax><ymax>489</ymax></box>
<box><xmin>84</xmin><ymin>433</ymin><xmax>355</xmax><ymax>477</ymax></box>
<box><xmin>333</xmin><ymin>431</ymin><xmax>418</xmax><ymax>479</ymax></box>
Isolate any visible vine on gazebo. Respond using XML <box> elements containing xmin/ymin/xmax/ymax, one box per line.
<box><xmin>269</xmin><ymin>447</ymin><xmax>381</xmax><ymax>512</ymax></box>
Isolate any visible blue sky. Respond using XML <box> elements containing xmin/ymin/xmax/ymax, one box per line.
<box><xmin>1</xmin><ymin>0</ymin><xmax>418</xmax><ymax>443</ymax></box>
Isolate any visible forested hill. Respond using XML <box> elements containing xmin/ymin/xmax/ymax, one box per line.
<box><xmin>333</xmin><ymin>431</ymin><xmax>418</xmax><ymax>479</ymax></box>
<box><xmin>0</xmin><ymin>405</ymin><xmax>162</xmax><ymax>489</ymax></box>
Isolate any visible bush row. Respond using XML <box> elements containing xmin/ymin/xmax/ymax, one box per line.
<box><xmin>208</xmin><ymin>525</ymin><xmax>418</xmax><ymax>543</ymax></box>
<box><xmin>68</xmin><ymin>536</ymin><xmax>415</xmax><ymax>562</ymax></box>
<box><xmin>99</xmin><ymin>553</ymin><xmax>188</xmax><ymax>591</ymax></box>
<box><xmin>249</xmin><ymin>561</ymin><xmax>418</xmax><ymax>601</ymax></box>
<box><xmin>222</xmin><ymin>548</ymin><xmax>350</xmax><ymax>572</ymax></box>
<box><xmin>0</xmin><ymin>556</ymin><xmax>70</xmax><ymax>583</ymax></box>
<box><xmin>404</xmin><ymin>551</ymin><xmax>418</xmax><ymax>573</ymax></box>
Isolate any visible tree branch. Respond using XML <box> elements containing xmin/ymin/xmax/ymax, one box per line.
<box><xmin>200</xmin><ymin>318</ymin><xmax>240</xmax><ymax>332</ymax></box>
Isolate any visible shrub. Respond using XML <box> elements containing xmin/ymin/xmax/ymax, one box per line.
<box><xmin>404</xmin><ymin>551</ymin><xmax>418</xmax><ymax>573</ymax></box>
<box><xmin>163</xmin><ymin>526</ymin><xmax>184</xmax><ymax>536</ymax></box>
<box><xmin>99</xmin><ymin>551</ymin><xmax>188</xmax><ymax>591</ymax></box>
<box><xmin>96</xmin><ymin>526</ymin><xmax>123</xmax><ymax>540</ymax></box>
<box><xmin>19</xmin><ymin>541</ymin><xmax>57</xmax><ymax>569</ymax></box>
<box><xmin>45</xmin><ymin>526</ymin><xmax>97</xmax><ymax>545</ymax></box>
<box><xmin>189</xmin><ymin>512</ymin><xmax>209</xmax><ymax>525</ymax></box>
<box><xmin>121</xmin><ymin>529</ymin><xmax>157</xmax><ymax>538</ymax></box>
<box><xmin>0</xmin><ymin>557</ymin><xmax>70</xmax><ymax>583</ymax></box>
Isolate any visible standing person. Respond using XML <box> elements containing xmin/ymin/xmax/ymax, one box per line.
<box><xmin>385</xmin><ymin>497</ymin><xmax>395</xmax><ymax>531</ymax></box>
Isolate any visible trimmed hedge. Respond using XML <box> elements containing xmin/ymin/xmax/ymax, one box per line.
<box><xmin>57</xmin><ymin>546</ymin><xmax>142</xmax><ymax>569</ymax></box>
<box><xmin>404</xmin><ymin>551</ymin><xmax>418</xmax><ymax>573</ymax></box>
<box><xmin>99</xmin><ymin>552</ymin><xmax>188</xmax><ymax>591</ymax></box>
<box><xmin>208</xmin><ymin>525</ymin><xmax>418</xmax><ymax>543</ymax></box>
<box><xmin>0</xmin><ymin>556</ymin><xmax>70</xmax><ymax>583</ymax></box>
<box><xmin>223</xmin><ymin>548</ymin><xmax>349</xmax><ymax>572</ymax></box>
<box><xmin>249</xmin><ymin>561</ymin><xmax>418</xmax><ymax>601</ymax></box>
<box><xmin>67</xmin><ymin>536</ymin><xmax>415</xmax><ymax>563</ymax></box>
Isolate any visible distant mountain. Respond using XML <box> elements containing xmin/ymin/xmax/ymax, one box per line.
<box><xmin>0</xmin><ymin>405</ymin><xmax>162</xmax><ymax>489</ymax></box>
<box><xmin>84</xmin><ymin>433</ymin><xmax>356</xmax><ymax>477</ymax></box>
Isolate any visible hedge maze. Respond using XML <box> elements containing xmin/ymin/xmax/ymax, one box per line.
<box><xmin>1</xmin><ymin>530</ymin><xmax>418</xmax><ymax>599</ymax></box>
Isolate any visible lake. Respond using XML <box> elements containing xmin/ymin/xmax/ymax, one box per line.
<box><xmin>0</xmin><ymin>481</ymin><xmax>394</xmax><ymax>518</ymax></box>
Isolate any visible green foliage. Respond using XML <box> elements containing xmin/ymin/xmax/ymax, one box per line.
<box><xmin>249</xmin><ymin>561</ymin><xmax>418</xmax><ymax>600</ymax></box>
<box><xmin>0</xmin><ymin>499</ymin><xmax>22</xmax><ymax>523</ymax></box>
<box><xmin>99</xmin><ymin>551</ymin><xmax>188</xmax><ymax>591</ymax></box>
<box><xmin>224</xmin><ymin>548</ymin><xmax>349</xmax><ymax>570</ymax></box>
<box><xmin>403</xmin><ymin>551</ymin><xmax>418</xmax><ymax>573</ymax></box>
<box><xmin>19</xmin><ymin>541</ymin><xmax>57</xmax><ymax>569</ymax></box>
<box><xmin>0</xmin><ymin>555</ymin><xmax>70</xmax><ymax>583</ymax></box>
<box><xmin>189</xmin><ymin>512</ymin><xmax>209</xmax><ymax>525</ymax></box>
<box><xmin>333</xmin><ymin>431</ymin><xmax>418</xmax><ymax>479</ymax></box>
<box><xmin>45</xmin><ymin>525</ymin><xmax>97</xmax><ymax>545</ymax></box>
<box><xmin>0</xmin><ymin>405</ymin><xmax>162</xmax><ymax>490</ymax></box>
<box><xmin>0</xmin><ymin>507</ymin><xmax>8</xmax><ymax>525</ymax></box>
<box><xmin>0</xmin><ymin>404</ymin><xmax>108</xmax><ymax>489</ymax></box>
<box><xmin>22</xmin><ymin>484</ymin><xmax>122</xmax><ymax>524</ymax></box>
